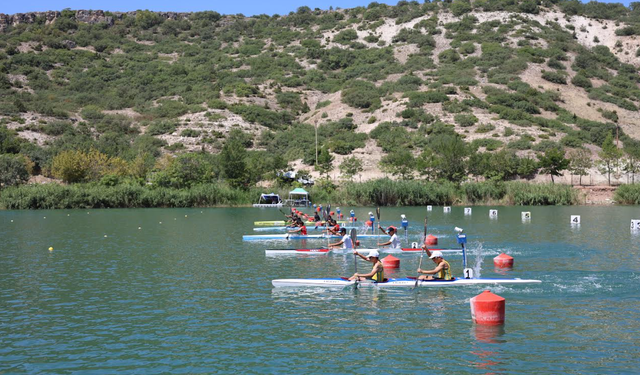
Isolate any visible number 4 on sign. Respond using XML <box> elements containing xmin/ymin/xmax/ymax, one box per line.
<box><xmin>571</xmin><ymin>215</ymin><xmax>581</xmax><ymax>224</ymax></box>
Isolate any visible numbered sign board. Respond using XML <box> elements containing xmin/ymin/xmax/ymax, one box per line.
<box><xmin>427</xmin><ymin>205</ymin><xmax>433</xmax><ymax>211</ymax></box>
<box><xmin>631</xmin><ymin>220</ymin><xmax>640</xmax><ymax>231</ymax></box>
<box><xmin>464</xmin><ymin>207</ymin><xmax>472</xmax><ymax>215</ymax></box>
<box><xmin>463</xmin><ymin>268</ymin><xmax>474</xmax><ymax>279</ymax></box>
<box><xmin>571</xmin><ymin>215</ymin><xmax>581</xmax><ymax>224</ymax></box>
<box><xmin>411</xmin><ymin>242</ymin><xmax>419</xmax><ymax>249</ymax></box>
<box><xmin>444</xmin><ymin>206</ymin><xmax>451</xmax><ymax>213</ymax></box>
<box><xmin>521</xmin><ymin>212</ymin><xmax>531</xmax><ymax>221</ymax></box>
<box><xmin>489</xmin><ymin>209</ymin><xmax>498</xmax><ymax>219</ymax></box>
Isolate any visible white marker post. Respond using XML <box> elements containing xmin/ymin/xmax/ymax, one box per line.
<box><xmin>444</xmin><ymin>206</ymin><xmax>451</xmax><ymax>213</ymax></box>
<box><xmin>489</xmin><ymin>209</ymin><xmax>498</xmax><ymax>219</ymax></box>
<box><xmin>427</xmin><ymin>205</ymin><xmax>432</xmax><ymax>211</ymax></box>
<box><xmin>464</xmin><ymin>207</ymin><xmax>472</xmax><ymax>215</ymax></box>
<box><xmin>631</xmin><ymin>220</ymin><xmax>640</xmax><ymax>231</ymax></box>
<box><xmin>571</xmin><ymin>215</ymin><xmax>581</xmax><ymax>225</ymax></box>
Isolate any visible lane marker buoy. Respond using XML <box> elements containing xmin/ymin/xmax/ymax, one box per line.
<box><xmin>48</xmin><ymin>247</ymin><xmax>53</xmax><ymax>252</ymax></box>
<box><xmin>494</xmin><ymin>253</ymin><xmax>514</xmax><ymax>268</ymax></box>
<box><xmin>571</xmin><ymin>215</ymin><xmax>580</xmax><ymax>224</ymax></box>
<box><xmin>470</xmin><ymin>290</ymin><xmax>505</xmax><ymax>325</ymax></box>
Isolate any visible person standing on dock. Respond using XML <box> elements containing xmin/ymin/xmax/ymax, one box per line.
<box><xmin>329</xmin><ymin>228</ymin><xmax>353</xmax><ymax>249</ymax></box>
<box><xmin>349</xmin><ymin>250</ymin><xmax>384</xmax><ymax>282</ymax></box>
<box><xmin>377</xmin><ymin>226</ymin><xmax>400</xmax><ymax>249</ymax></box>
<box><xmin>417</xmin><ymin>251</ymin><xmax>452</xmax><ymax>280</ymax></box>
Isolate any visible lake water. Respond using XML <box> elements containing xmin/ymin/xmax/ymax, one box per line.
<box><xmin>1</xmin><ymin>206</ymin><xmax>640</xmax><ymax>374</ymax></box>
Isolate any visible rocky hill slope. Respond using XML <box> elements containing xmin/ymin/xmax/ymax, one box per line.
<box><xmin>0</xmin><ymin>1</ymin><xmax>639</xmax><ymax>186</ymax></box>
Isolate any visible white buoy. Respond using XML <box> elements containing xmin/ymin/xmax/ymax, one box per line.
<box><xmin>464</xmin><ymin>207</ymin><xmax>472</xmax><ymax>215</ymax></box>
<box><xmin>159</xmin><ymin>222</ymin><xmax>162</xmax><ymax>224</ymax></box>
<box><xmin>104</xmin><ymin>235</ymin><xmax>107</xmax><ymax>238</ymax></box>
<box><xmin>138</xmin><ymin>227</ymin><xmax>142</xmax><ymax>230</ymax></box>
<box><xmin>571</xmin><ymin>215</ymin><xmax>580</xmax><ymax>224</ymax></box>
<box><xmin>427</xmin><ymin>205</ymin><xmax>432</xmax><ymax>211</ymax></box>
<box><xmin>489</xmin><ymin>209</ymin><xmax>498</xmax><ymax>219</ymax></box>
<box><xmin>11</xmin><ymin>220</ymin><xmax>13</xmax><ymax>222</ymax></box>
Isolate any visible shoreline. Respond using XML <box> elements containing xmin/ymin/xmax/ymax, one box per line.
<box><xmin>0</xmin><ymin>180</ymin><xmax>634</xmax><ymax>209</ymax></box>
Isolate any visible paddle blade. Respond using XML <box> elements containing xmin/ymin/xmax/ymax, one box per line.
<box><xmin>424</xmin><ymin>217</ymin><xmax>428</xmax><ymax>238</ymax></box>
<box><xmin>376</xmin><ymin>207</ymin><xmax>380</xmax><ymax>221</ymax></box>
<box><xmin>350</xmin><ymin>228</ymin><xmax>357</xmax><ymax>248</ymax></box>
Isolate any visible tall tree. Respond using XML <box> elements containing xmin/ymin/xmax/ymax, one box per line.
<box><xmin>380</xmin><ymin>150</ymin><xmax>414</xmax><ymax>179</ymax></box>
<box><xmin>315</xmin><ymin>147</ymin><xmax>334</xmax><ymax>177</ymax></box>
<box><xmin>538</xmin><ymin>148</ymin><xmax>569</xmax><ymax>184</ymax></box>
<box><xmin>339</xmin><ymin>156</ymin><xmax>363</xmax><ymax>181</ymax></box>
<box><xmin>221</xmin><ymin>129</ymin><xmax>248</xmax><ymax>188</ymax></box>
<box><xmin>598</xmin><ymin>134</ymin><xmax>622</xmax><ymax>186</ymax></box>
<box><xmin>568</xmin><ymin>148</ymin><xmax>592</xmax><ymax>186</ymax></box>
<box><xmin>428</xmin><ymin>134</ymin><xmax>468</xmax><ymax>183</ymax></box>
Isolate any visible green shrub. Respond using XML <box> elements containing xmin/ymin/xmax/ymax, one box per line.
<box><xmin>571</xmin><ymin>74</ymin><xmax>592</xmax><ymax>89</ymax></box>
<box><xmin>541</xmin><ymin>71</ymin><xmax>567</xmax><ymax>84</ymax></box>
<box><xmin>341</xmin><ymin>80</ymin><xmax>381</xmax><ymax>109</ymax></box>
<box><xmin>180</xmin><ymin>129</ymin><xmax>201</xmax><ymax>137</ymax></box>
<box><xmin>333</xmin><ymin>29</ymin><xmax>358</xmax><ymax>44</ymax></box>
<box><xmin>475</xmin><ymin>123</ymin><xmax>496</xmax><ymax>133</ymax></box>
<box><xmin>146</xmin><ymin>121</ymin><xmax>177</xmax><ymax>136</ymax></box>
<box><xmin>454</xmin><ymin>114</ymin><xmax>478</xmax><ymax>127</ymax></box>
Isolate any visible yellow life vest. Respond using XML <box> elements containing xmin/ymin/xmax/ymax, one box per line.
<box><xmin>436</xmin><ymin>260</ymin><xmax>452</xmax><ymax>280</ymax></box>
<box><xmin>372</xmin><ymin>261</ymin><xmax>384</xmax><ymax>282</ymax></box>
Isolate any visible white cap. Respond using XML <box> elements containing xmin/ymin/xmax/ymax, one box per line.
<box><xmin>429</xmin><ymin>251</ymin><xmax>443</xmax><ymax>259</ymax></box>
<box><xmin>401</xmin><ymin>214</ymin><xmax>406</xmax><ymax>218</ymax></box>
<box><xmin>368</xmin><ymin>212</ymin><xmax>373</xmax><ymax>215</ymax></box>
<box><xmin>367</xmin><ymin>250</ymin><xmax>380</xmax><ymax>258</ymax></box>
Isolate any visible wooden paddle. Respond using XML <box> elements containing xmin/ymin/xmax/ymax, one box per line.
<box><xmin>413</xmin><ymin>217</ymin><xmax>428</xmax><ymax>289</ymax></box>
<box><xmin>350</xmin><ymin>228</ymin><xmax>358</xmax><ymax>289</ymax></box>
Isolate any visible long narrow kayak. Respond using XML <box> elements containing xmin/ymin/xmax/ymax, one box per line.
<box><xmin>265</xmin><ymin>248</ymin><xmax>463</xmax><ymax>255</ymax></box>
<box><xmin>254</xmin><ymin>220</ymin><xmax>348</xmax><ymax>226</ymax></box>
<box><xmin>272</xmin><ymin>277</ymin><xmax>541</xmax><ymax>288</ymax></box>
<box><xmin>243</xmin><ymin>234</ymin><xmax>387</xmax><ymax>241</ymax></box>
<box><xmin>254</xmin><ymin>226</ymin><xmax>360</xmax><ymax>232</ymax></box>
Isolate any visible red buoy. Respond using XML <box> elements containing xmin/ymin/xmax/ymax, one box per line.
<box><xmin>470</xmin><ymin>290</ymin><xmax>505</xmax><ymax>325</ymax></box>
<box><xmin>365</xmin><ymin>220</ymin><xmax>372</xmax><ymax>227</ymax></box>
<box><xmin>493</xmin><ymin>253</ymin><xmax>514</xmax><ymax>268</ymax></box>
<box><xmin>382</xmin><ymin>255</ymin><xmax>400</xmax><ymax>268</ymax></box>
<box><xmin>425</xmin><ymin>234</ymin><xmax>438</xmax><ymax>246</ymax></box>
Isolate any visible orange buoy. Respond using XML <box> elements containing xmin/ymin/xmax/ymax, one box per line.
<box><xmin>365</xmin><ymin>220</ymin><xmax>372</xmax><ymax>227</ymax></box>
<box><xmin>382</xmin><ymin>255</ymin><xmax>400</xmax><ymax>268</ymax></box>
<box><xmin>425</xmin><ymin>234</ymin><xmax>438</xmax><ymax>246</ymax></box>
<box><xmin>470</xmin><ymin>290</ymin><xmax>505</xmax><ymax>325</ymax></box>
<box><xmin>494</xmin><ymin>253</ymin><xmax>514</xmax><ymax>268</ymax></box>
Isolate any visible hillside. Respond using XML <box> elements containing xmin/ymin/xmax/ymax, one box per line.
<box><xmin>0</xmin><ymin>1</ymin><xmax>639</xmax><ymax>190</ymax></box>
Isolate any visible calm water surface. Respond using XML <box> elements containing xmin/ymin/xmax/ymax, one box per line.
<box><xmin>1</xmin><ymin>206</ymin><xmax>640</xmax><ymax>374</ymax></box>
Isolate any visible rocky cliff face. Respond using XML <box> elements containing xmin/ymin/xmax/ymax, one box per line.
<box><xmin>0</xmin><ymin>10</ymin><xmax>194</xmax><ymax>32</ymax></box>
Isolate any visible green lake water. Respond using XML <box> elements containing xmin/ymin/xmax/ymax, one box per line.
<box><xmin>1</xmin><ymin>206</ymin><xmax>640</xmax><ymax>374</ymax></box>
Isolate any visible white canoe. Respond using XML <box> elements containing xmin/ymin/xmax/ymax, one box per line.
<box><xmin>243</xmin><ymin>234</ymin><xmax>387</xmax><ymax>241</ymax></box>
<box><xmin>272</xmin><ymin>277</ymin><xmax>541</xmax><ymax>288</ymax></box>
<box><xmin>254</xmin><ymin>220</ymin><xmax>348</xmax><ymax>226</ymax></box>
<box><xmin>265</xmin><ymin>248</ymin><xmax>462</xmax><ymax>255</ymax></box>
<box><xmin>253</xmin><ymin>226</ymin><xmax>360</xmax><ymax>232</ymax></box>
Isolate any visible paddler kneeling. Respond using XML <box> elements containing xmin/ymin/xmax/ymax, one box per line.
<box><xmin>417</xmin><ymin>250</ymin><xmax>452</xmax><ymax>280</ymax></box>
<box><xmin>349</xmin><ymin>250</ymin><xmax>384</xmax><ymax>282</ymax></box>
<box><xmin>328</xmin><ymin>228</ymin><xmax>353</xmax><ymax>249</ymax></box>
<box><xmin>287</xmin><ymin>218</ymin><xmax>307</xmax><ymax>236</ymax></box>
<box><xmin>377</xmin><ymin>225</ymin><xmax>400</xmax><ymax>249</ymax></box>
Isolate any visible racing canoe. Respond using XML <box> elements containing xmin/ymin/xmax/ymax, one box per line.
<box><xmin>254</xmin><ymin>220</ymin><xmax>348</xmax><ymax>226</ymax></box>
<box><xmin>272</xmin><ymin>277</ymin><xmax>541</xmax><ymax>288</ymax></box>
<box><xmin>243</xmin><ymin>234</ymin><xmax>387</xmax><ymax>241</ymax></box>
<box><xmin>265</xmin><ymin>248</ymin><xmax>463</xmax><ymax>255</ymax></box>
<box><xmin>254</xmin><ymin>226</ymin><xmax>359</xmax><ymax>232</ymax></box>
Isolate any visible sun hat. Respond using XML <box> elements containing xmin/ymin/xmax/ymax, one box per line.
<box><xmin>429</xmin><ymin>251</ymin><xmax>443</xmax><ymax>259</ymax></box>
<box><xmin>387</xmin><ymin>226</ymin><xmax>397</xmax><ymax>232</ymax></box>
<box><xmin>367</xmin><ymin>250</ymin><xmax>380</xmax><ymax>258</ymax></box>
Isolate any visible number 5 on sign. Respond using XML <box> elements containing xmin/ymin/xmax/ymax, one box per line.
<box><xmin>631</xmin><ymin>220</ymin><xmax>640</xmax><ymax>231</ymax></box>
<box><xmin>489</xmin><ymin>209</ymin><xmax>498</xmax><ymax>218</ymax></box>
<box><xmin>571</xmin><ymin>215</ymin><xmax>581</xmax><ymax>224</ymax></box>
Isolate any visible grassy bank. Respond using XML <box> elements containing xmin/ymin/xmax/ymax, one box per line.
<box><xmin>614</xmin><ymin>184</ymin><xmax>640</xmax><ymax>204</ymax></box>
<box><xmin>0</xmin><ymin>179</ymin><xmax>584</xmax><ymax>209</ymax></box>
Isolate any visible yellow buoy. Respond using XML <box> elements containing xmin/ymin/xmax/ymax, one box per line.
<box><xmin>104</xmin><ymin>235</ymin><xmax>108</xmax><ymax>238</ymax></box>
<box><xmin>10</xmin><ymin>220</ymin><xmax>13</xmax><ymax>222</ymax></box>
<box><xmin>138</xmin><ymin>227</ymin><xmax>142</xmax><ymax>230</ymax></box>
<box><xmin>159</xmin><ymin>222</ymin><xmax>162</xmax><ymax>224</ymax></box>
<box><xmin>67</xmin><ymin>214</ymin><xmax>70</xmax><ymax>216</ymax></box>
<box><xmin>185</xmin><ymin>215</ymin><xmax>188</xmax><ymax>218</ymax></box>
<box><xmin>48</xmin><ymin>247</ymin><xmax>53</xmax><ymax>251</ymax></box>
<box><xmin>43</xmin><ymin>217</ymin><xmax>46</xmax><ymax>219</ymax></box>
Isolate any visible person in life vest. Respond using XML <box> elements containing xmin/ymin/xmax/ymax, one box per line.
<box><xmin>349</xmin><ymin>210</ymin><xmax>357</xmax><ymax>222</ymax></box>
<box><xmin>328</xmin><ymin>228</ymin><xmax>353</xmax><ymax>249</ymax></box>
<box><xmin>349</xmin><ymin>249</ymin><xmax>384</xmax><ymax>282</ymax></box>
<box><xmin>287</xmin><ymin>218</ymin><xmax>307</xmax><ymax>236</ymax></box>
<box><xmin>417</xmin><ymin>250</ymin><xmax>452</xmax><ymax>280</ymax></box>
<box><xmin>377</xmin><ymin>226</ymin><xmax>401</xmax><ymax>249</ymax></box>
<box><xmin>313</xmin><ymin>211</ymin><xmax>321</xmax><ymax>223</ymax></box>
